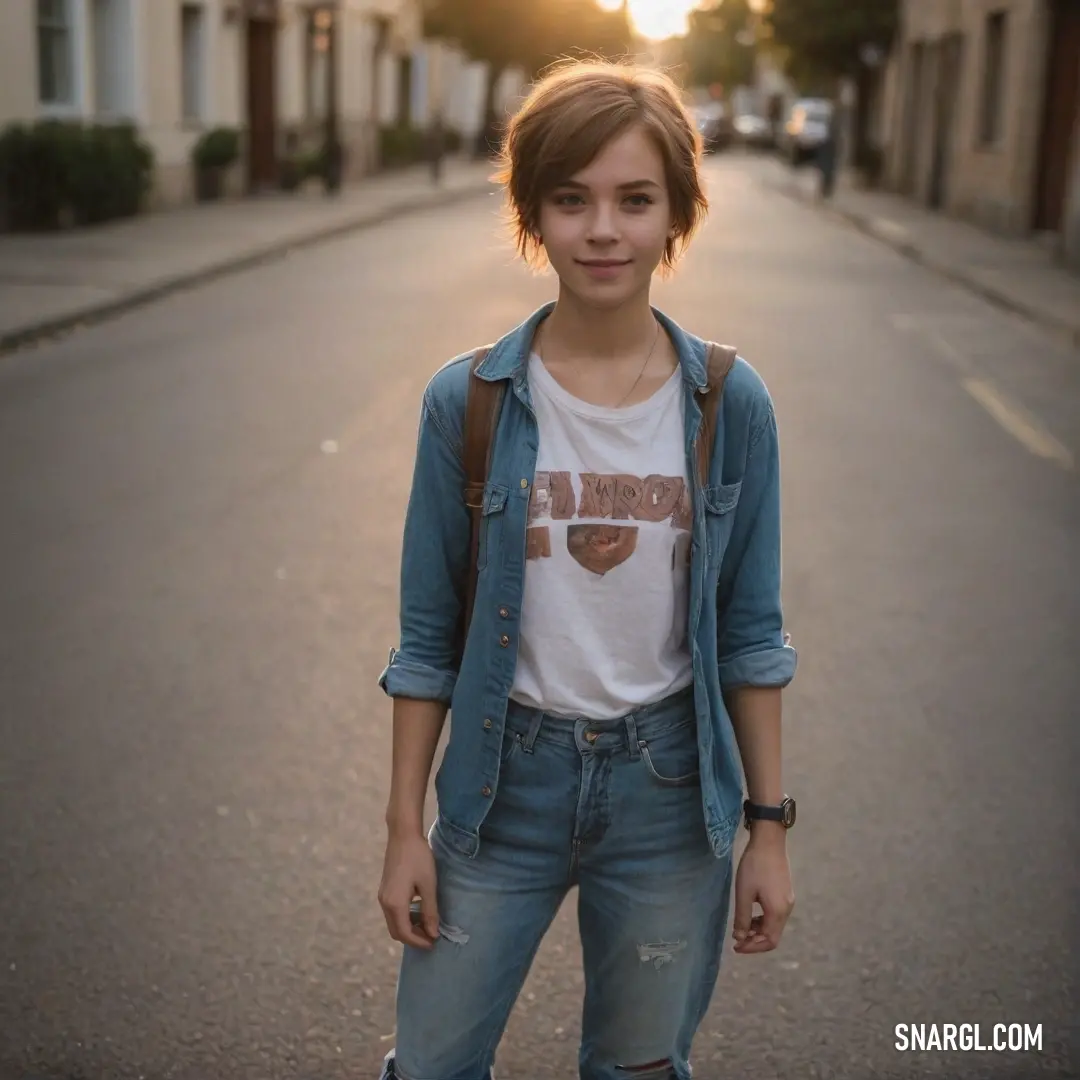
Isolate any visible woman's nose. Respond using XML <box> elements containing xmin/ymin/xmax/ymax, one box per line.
<box><xmin>585</xmin><ymin>204</ymin><xmax>619</xmax><ymax>241</ymax></box>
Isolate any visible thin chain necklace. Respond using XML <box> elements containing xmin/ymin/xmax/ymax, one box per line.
<box><xmin>538</xmin><ymin>318</ymin><xmax>662</xmax><ymax>409</ymax></box>
<box><xmin>614</xmin><ymin>318</ymin><xmax>662</xmax><ymax>408</ymax></box>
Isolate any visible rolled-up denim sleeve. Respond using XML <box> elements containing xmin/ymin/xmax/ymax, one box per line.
<box><xmin>377</xmin><ymin>391</ymin><xmax>469</xmax><ymax>703</ymax></box>
<box><xmin>716</xmin><ymin>404</ymin><xmax>798</xmax><ymax>691</ymax></box>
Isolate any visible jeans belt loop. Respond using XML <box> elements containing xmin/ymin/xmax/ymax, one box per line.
<box><xmin>523</xmin><ymin>709</ymin><xmax>544</xmax><ymax>753</ymax></box>
<box><xmin>624</xmin><ymin>712</ymin><xmax>642</xmax><ymax>761</ymax></box>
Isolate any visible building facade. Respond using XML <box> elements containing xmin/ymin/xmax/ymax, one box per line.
<box><xmin>0</xmin><ymin>0</ymin><xmax>518</xmax><ymax>211</ymax></box>
<box><xmin>882</xmin><ymin>0</ymin><xmax>1080</xmax><ymax>266</ymax></box>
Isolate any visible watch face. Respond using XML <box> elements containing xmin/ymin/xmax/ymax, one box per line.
<box><xmin>781</xmin><ymin>797</ymin><xmax>796</xmax><ymax>828</ymax></box>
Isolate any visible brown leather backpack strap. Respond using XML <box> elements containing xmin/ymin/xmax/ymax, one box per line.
<box><xmin>695</xmin><ymin>342</ymin><xmax>738</xmax><ymax>487</ymax></box>
<box><xmin>459</xmin><ymin>346</ymin><xmax>503</xmax><ymax>656</ymax></box>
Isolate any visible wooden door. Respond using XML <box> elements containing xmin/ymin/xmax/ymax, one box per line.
<box><xmin>1034</xmin><ymin>0</ymin><xmax>1080</xmax><ymax>231</ymax></box>
<box><xmin>929</xmin><ymin>34</ymin><xmax>964</xmax><ymax>210</ymax></box>
<box><xmin>900</xmin><ymin>42</ymin><xmax>925</xmax><ymax>196</ymax></box>
<box><xmin>246</xmin><ymin>15</ymin><xmax>278</xmax><ymax>191</ymax></box>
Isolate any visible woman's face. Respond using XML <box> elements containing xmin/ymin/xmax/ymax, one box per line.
<box><xmin>537</xmin><ymin>125</ymin><xmax>673</xmax><ymax>309</ymax></box>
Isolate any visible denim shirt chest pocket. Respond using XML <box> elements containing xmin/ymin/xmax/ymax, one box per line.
<box><xmin>700</xmin><ymin>479</ymin><xmax>742</xmax><ymax>570</ymax></box>
<box><xmin>477</xmin><ymin>481</ymin><xmax>510</xmax><ymax>573</ymax></box>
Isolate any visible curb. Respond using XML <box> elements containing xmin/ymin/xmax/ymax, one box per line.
<box><xmin>0</xmin><ymin>179</ymin><xmax>495</xmax><ymax>357</ymax></box>
<box><xmin>765</xmin><ymin>179</ymin><xmax>1080</xmax><ymax>351</ymax></box>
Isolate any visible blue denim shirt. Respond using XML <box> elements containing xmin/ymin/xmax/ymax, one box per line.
<box><xmin>379</xmin><ymin>301</ymin><xmax>797</xmax><ymax>860</ymax></box>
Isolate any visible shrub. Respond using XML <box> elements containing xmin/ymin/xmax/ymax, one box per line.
<box><xmin>855</xmin><ymin>142</ymin><xmax>885</xmax><ymax>188</ymax></box>
<box><xmin>0</xmin><ymin>120</ymin><xmax>154</xmax><ymax>231</ymax></box>
<box><xmin>191</xmin><ymin>127</ymin><xmax>240</xmax><ymax>171</ymax></box>
<box><xmin>378</xmin><ymin>124</ymin><xmax>428</xmax><ymax>168</ymax></box>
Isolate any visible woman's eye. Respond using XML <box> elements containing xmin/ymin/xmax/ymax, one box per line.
<box><xmin>552</xmin><ymin>192</ymin><xmax>654</xmax><ymax>207</ymax></box>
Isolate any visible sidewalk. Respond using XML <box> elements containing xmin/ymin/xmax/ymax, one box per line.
<box><xmin>758</xmin><ymin>158</ymin><xmax>1080</xmax><ymax>349</ymax></box>
<box><xmin>0</xmin><ymin>158</ymin><xmax>497</xmax><ymax>353</ymax></box>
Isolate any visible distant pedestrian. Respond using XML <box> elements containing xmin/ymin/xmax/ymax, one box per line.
<box><xmin>377</xmin><ymin>58</ymin><xmax>798</xmax><ymax>1080</ymax></box>
<box><xmin>427</xmin><ymin>112</ymin><xmax>445</xmax><ymax>185</ymax></box>
<box><xmin>817</xmin><ymin>101</ymin><xmax>842</xmax><ymax>200</ymax></box>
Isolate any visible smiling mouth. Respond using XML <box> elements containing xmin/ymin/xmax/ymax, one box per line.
<box><xmin>577</xmin><ymin>259</ymin><xmax>631</xmax><ymax>267</ymax></box>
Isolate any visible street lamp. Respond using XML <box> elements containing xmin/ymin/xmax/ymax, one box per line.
<box><xmin>313</xmin><ymin>2</ymin><xmax>343</xmax><ymax>193</ymax></box>
<box><xmin>859</xmin><ymin>43</ymin><xmax>884</xmax><ymax>69</ymax></box>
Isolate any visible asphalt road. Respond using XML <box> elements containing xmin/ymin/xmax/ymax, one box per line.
<box><xmin>1</xmin><ymin>154</ymin><xmax>1077</xmax><ymax>1080</ymax></box>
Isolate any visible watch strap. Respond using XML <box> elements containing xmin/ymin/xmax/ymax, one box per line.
<box><xmin>743</xmin><ymin>796</ymin><xmax>796</xmax><ymax>828</ymax></box>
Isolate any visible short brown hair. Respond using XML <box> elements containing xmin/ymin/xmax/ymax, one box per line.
<box><xmin>491</xmin><ymin>60</ymin><xmax>708</xmax><ymax>276</ymax></box>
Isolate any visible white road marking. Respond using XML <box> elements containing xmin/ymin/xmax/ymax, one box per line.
<box><xmin>961</xmin><ymin>377</ymin><xmax>1074</xmax><ymax>470</ymax></box>
<box><xmin>321</xmin><ymin>439</ymin><xmax>339</xmax><ymax>454</ymax></box>
<box><xmin>891</xmin><ymin>314</ymin><xmax>1075</xmax><ymax>470</ymax></box>
<box><xmin>889</xmin><ymin>316</ymin><xmax>976</xmax><ymax>375</ymax></box>
<box><xmin>927</xmin><ymin>330</ymin><xmax>974</xmax><ymax>375</ymax></box>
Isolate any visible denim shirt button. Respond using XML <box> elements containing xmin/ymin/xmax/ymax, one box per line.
<box><xmin>499</xmin><ymin>634</ymin><xmax>510</xmax><ymax>647</ymax></box>
<box><xmin>519</xmin><ymin>478</ymin><xmax>529</xmax><ymax>489</ymax></box>
<box><xmin>498</xmin><ymin>607</ymin><xmax>509</xmax><ymax>618</ymax></box>
<box><xmin>481</xmin><ymin>785</ymin><xmax>492</xmax><ymax>797</ymax></box>
<box><xmin>483</xmin><ymin>718</ymin><xmax>493</xmax><ymax>730</ymax></box>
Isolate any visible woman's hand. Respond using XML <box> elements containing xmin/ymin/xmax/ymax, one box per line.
<box><xmin>378</xmin><ymin>828</ymin><xmax>440</xmax><ymax>950</ymax></box>
<box><xmin>732</xmin><ymin>826</ymin><xmax>795</xmax><ymax>954</ymax></box>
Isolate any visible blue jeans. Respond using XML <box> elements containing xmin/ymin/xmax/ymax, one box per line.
<box><xmin>380</xmin><ymin>686</ymin><xmax>734</xmax><ymax>1080</ymax></box>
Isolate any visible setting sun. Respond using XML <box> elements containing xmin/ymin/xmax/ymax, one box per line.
<box><xmin>596</xmin><ymin>0</ymin><xmax>699</xmax><ymax>41</ymax></box>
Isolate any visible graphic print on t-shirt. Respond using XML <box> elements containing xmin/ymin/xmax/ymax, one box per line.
<box><xmin>566</xmin><ymin>524</ymin><xmax>638</xmax><ymax>575</ymax></box>
<box><xmin>527</xmin><ymin>469</ymin><xmax>692</xmax><ymax>577</ymax></box>
<box><xmin>509</xmin><ymin>353</ymin><xmax>693</xmax><ymax>719</ymax></box>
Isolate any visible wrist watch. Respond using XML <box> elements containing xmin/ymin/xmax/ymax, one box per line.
<box><xmin>743</xmin><ymin>795</ymin><xmax>796</xmax><ymax>830</ymax></box>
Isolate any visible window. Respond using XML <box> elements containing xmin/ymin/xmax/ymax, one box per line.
<box><xmin>304</xmin><ymin>8</ymin><xmax>331</xmax><ymax>120</ymax></box>
<box><xmin>92</xmin><ymin>0</ymin><xmax>130</xmax><ymax>116</ymax></box>
<box><xmin>37</xmin><ymin>0</ymin><xmax>74</xmax><ymax>105</ymax></box>
<box><xmin>979</xmin><ymin>11</ymin><xmax>1007</xmax><ymax>145</ymax></box>
<box><xmin>181</xmin><ymin>3</ymin><xmax>207</xmax><ymax>122</ymax></box>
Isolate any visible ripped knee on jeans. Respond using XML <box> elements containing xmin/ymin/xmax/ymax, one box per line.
<box><xmin>615</xmin><ymin>1059</ymin><xmax>676</xmax><ymax>1078</ymax></box>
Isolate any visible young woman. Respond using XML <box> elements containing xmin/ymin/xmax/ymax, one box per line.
<box><xmin>376</xmin><ymin>60</ymin><xmax>798</xmax><ymax>1080</ymax></box>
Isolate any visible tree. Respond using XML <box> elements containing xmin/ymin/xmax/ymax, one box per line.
<box><xmin>764</xmin><ymin>0</ymin><xmax>898</xmax><ymax>167</ymax></box>
<box><xmin>765</xmin><ymin>0</ymin><xmax>896</xmax><ymax>77</ymax></box>
<box><xmin>682</xmin><ymin>0</ymin><xmax>757</xmax><ymax>94</ymax></box>
<box><xmin>422</xmin><ymin>0</ymin><xmax>634</xmax><ymax>156</ymax></box>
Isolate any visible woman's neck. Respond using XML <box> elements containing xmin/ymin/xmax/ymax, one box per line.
<box><xmin>539</xmin><ymin>287</ymin><xmax>657</xmax><ymax>362</ymax></box>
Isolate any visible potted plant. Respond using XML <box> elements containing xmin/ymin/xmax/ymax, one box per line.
<box><xmin>277</xmin><ymin>128</ymin><xmax>304</xmax><ymax>193</ymax></box>
<box><xmin>191</xmin><ymin>127</ymin><xmax>240</xmax><ymax>202</ymax></box>
<box><xmin>858</xmin><ymin>143</ymin><xmax>885</xmax><ymax>190</ymax></box>
<box><xmin>321</xmin><ymin>137</ymin><xmax>344</xmax><ymax>192</ymax></box>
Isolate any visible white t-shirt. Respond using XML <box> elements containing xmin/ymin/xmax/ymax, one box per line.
<box><xmin>509</xmin><ymin>353</ymin><xmax>694</xmax><ymax>720</ymax></box>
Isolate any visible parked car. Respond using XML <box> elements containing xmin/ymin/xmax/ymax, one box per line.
<box><xmin>692</xmin><ymin>102</ymin><xmax>733</xmax><ymax>153</ymax></box>
<box><xmin>780</xmin><ymin>98</ymin><xmax>833</xmax><ymax>166</ymax></box>
<box><xmin>733</xmin><ymin>112</ymin><xmax>775</xmax><ymax>150</ymax></box>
